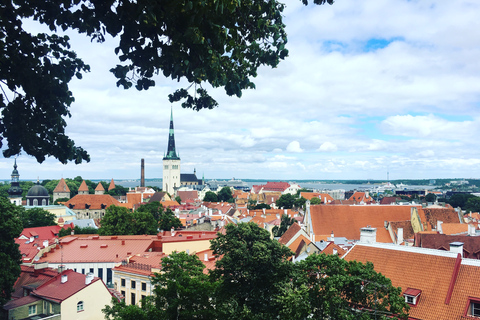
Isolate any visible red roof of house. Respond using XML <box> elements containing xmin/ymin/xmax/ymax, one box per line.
<box><xmin>78</xmin><ymin>180</ymin><xmax>89</xmax><ymax>192</ymax></box>
<box><xmin>301</xmin><ymin>192</ymin><xmax>334</xmax><ymax>203</ymax></box>
<box><xmin>64</xmin><ymin>194</ymin><xmax>121</xmax><ymax>210</ymax></box>
<box><xmin>309</xmin><ymin>205</ymin><xmax>423</xmax><ymax>242</ymax></box>
<box><xmin>33</xmin><ymin>269</ymin><xmax>102</xmax><ymax>303</ymax></box>
<box><xmin>279</xmin><ymin>223</ymin><xmax>302</xmax><ymax>245</ymax></box>
<box><xmin>263</xmin><ymin>181</ymin><xmax>291</xmax><ymax>192</ymax></box>
<box><xmin>348</xmin><ymin>191</ymin><xmax>374</xmax><ymax>203</ymax></box>
<box><xmin>53</xmin><ymin>178</ymin><xmax>70</xmax><ymax>193</ymax></box>
<box><xmin>177</xmin><ymin>191</ymin><xmax>199</xmax><ymax>203</ymax></box>
<box><xmin>321</xmin><ymin>242</ymin><xmax>347</xmax><ymax>256</ymax></box>
<box><xmin>20</xmin><ymin>225</ymin><xmax>63</xmax><ymax>240</ymax></box>
<box><xmin>344</xmin><ymin>243</ymin><xmax>480</xmax><ymax>320</ymax></box>
<box><xmin>10</xmin><ymin>265</ymin><xmax>59</xmax><ymax>299</ymax></box>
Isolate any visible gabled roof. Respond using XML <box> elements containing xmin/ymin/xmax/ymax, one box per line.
<box><xmin>95</xmin><ymin>182</ymin><xmax>105</xmax><ymax>191</ymax></box>
<box><xmin>263</xmin><ymin>181</ymin><xmax>290</xmax><ymax>192</ymax></box>
<box><xmin>53</xmin><ymin>178</ymin><xmax>70</xmax><ymax>193</ymax></box>
<box><xmin>20</xmin><ymin>225</ymin><xmax>63</xmax><ymax>240</ymax></box>
<box><xmin>389</xmin><ymin>220</ymin><xmax>415</xmax><ymax>241</ymax></box>
<box><xmin>343</xmin><ymin>242</ymin><xmax>480</xmax><ymax>320</ymax></box>
<box><xmin>414</xmin><ymin>233</ymin><xmax>480</xmax><ymax>259</ymax></box>
<box><xmin>308</xmin><ymin>205</ymin><xmax>422</xmax><ymax>242</ymax></box>
<box><xmin>423</xmin><ymin>207</ymin><xmax>462</xmax><ymax>229</ymax></box>
<box><xmin>149</xmin><ymin>192</ymin><xmax>168</xmax><ymax>203</ymax></box>
<box><xmin>33</xmin><ymin>269</ymin><xmax>102</xmax><ymax>303</ymax></box>
<box><xmin>279</xmin><ymin>223</ymin><xmax>302</xmax><ymax>245</ymax></box>
<box><xmin>301</xmin><ymin>192</ymin><xmax>334</xmax><ymax>203</ymax></box>
<box><xmin>177</xmin><ymin>190</ymin><xmax>199</xmax><ymax>202</ymax></box>
<box><xmin>10</xmin><ymin>265</ymin><xmax>59</xmax><ymax>299</ymax></box>
<box><xmin>64</xmin><ymin>194</ymin><xmax>121</xmax><ymax>210</ymax></box>
<box><xmin>78</xmin><ymin>180</ymin><xmax>89</xmax><ymax>192</ymax></box>
<box><xmin>321</xmin><ymin>242</ymin><xmax>347</xmax><ymax>256</ymax></box>
<box><xmin>441</xmin><ymin>223</ymin><xmax>468</xmax><ymax>235</ymax></box>
<box><xmin>348</xmin><ymin>191</ymin><xmax>374</xmax><ymax>203</ymax></box>
<box><xmin>181</xmin><ymin>173</ymin><xmax>200</xmax><ymax>182</ymax></box>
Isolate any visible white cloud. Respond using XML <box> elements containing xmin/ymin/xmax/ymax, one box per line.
<box><xmin>286</xmin><ymin>141</ymin><xmax>304</xmax><ymax>153</ymax></box>
<box><xmin>318</xmin><ymin>142</ymin><xmax>338</xmax><ymax>152</ymax></box>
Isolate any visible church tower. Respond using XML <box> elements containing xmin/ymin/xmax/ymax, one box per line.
<box><xmin>7</xmin><ymin>158</ymin><xmax>23</xmax><ymax>205</ymax></box>
<box><xmin>162</xmin><ymin>108</ymin><xmax>181</xmax><ymax>195</ymax></box>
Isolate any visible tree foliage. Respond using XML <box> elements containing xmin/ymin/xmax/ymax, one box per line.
<box><xmin>310</xmin><ymin>197</ymin><xmax>322</xmax><ymax>205</ymax></box>
<box><xmin>210</xmin><ymin>222</ymin><xmax>294</xmax><ymax>319</ymax></box>
<box><xmin>18</xmin><ymin>207</ymin><xmax>57</xmax><ymax>228</ymax></box>
<box><xmin>276</xmin><ymin>193</ymin><xmax>295</xmax><ymax>209</ymax></box>
<box><xmin>272</xmin><ymin>214</ymin><xmax>296</xmax><ymax>237</ymax></box>
<box><xmin>465</xmin><ymin>196</ymin><xmax>480</xmax><ymax>213</ymax></box>
<box><xmin>0</xmin><ymin>198</ymin><xmax>23</xmax><ymax>308</ymax></box>
<box><xmin>447</xmin><ymin>193</ymin><xmax>476</xmax><ymax>209</ymax></box>
<box><xmin>203</xmin><ymin>191</ymin><xmax>218</xmax><ymax>202</ymax></box>
<box><xmin>136</xmin><ymin>201</ymin><xmax>182</xmax><ymax>231</ymax></box>
<box><xmin>98</xmin><ymin>205</ymin><xmax>158</xmax><ymax>235</ymax></box>
<box><xmin>58</xmin><ymin>225</ymin><xmax>98</xmax><ymax>237</ymax></box>
<box><xmin>282</xmin><ymin>253</ymin><xmax>409</xmax><ymax>320</ymax></box>
<box><xmin>217</xmin><ymin>187</ymin><xmax>233</xmax><ymax>203</ymax></box>
<box><xmin>1</xmin><ymin>0</ymin><xmax>334</xmax><ymax>164</ymax></box>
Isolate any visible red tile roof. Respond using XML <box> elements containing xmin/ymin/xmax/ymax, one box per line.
<box><xmin>414</xmin><ymin>233</ymin><xmax>480</xmax><ymax>259</ymax></box>
<box><xmin>64</xmin><ymin>194</ymin><xmax>121</xmax><ymax>210</ymax></box>
<box><xmin>321</xmin><ymin>242</ymin><xmax>347</xmax><ymax>256</ymax></box>
<box><xmin>177</xmin><ymin>191</ymin><xmax>199</xmax><ymax>202</ymax></box>
<box><xmin>301</xmin><ymin>192</ymin><xmax>334</xmax><ymax>203</ymax></box>
<box><xmin>10</xmin><ymin>265</ymin><xmax>59</xmax><ymax>299</ymax></box>
<box><xmin>78</xmin><ymin>180</ymin><xmax>89</xmax><ymax>192</ymax></box>
<box><xmin>33</xmin><ymin>269</ymin><xmax>102</xmax><ymax>303</ymax></box>
<box><xmin>20</xmin><ymin>225</ymin><xmax>63</xmax><ymax>240</ymax></box>
<box><xmin>348</xmin><ymin>191</ymin><xmax>374</xmax><ymax>203</ymax></box>
<box><xmin>279</xmin><ymin>223</ymin><xmax>302</xmax><ymax>245</ymax></box>
<box><xmin>423</xmin><ymin>207</ymin><xmax>462</xmax><ymax>230</ymax></box>
<box><xmin>108</xmin><ymin>179</ymin><xmax>115</xmax><ymax>191</ymax></box>
<box><xmin>263</xmin><ymin>181</ymin><xmax>291</xmax><ymax>192</ymax></box>
<box><xmin>95</xmin><ymin>182</ymin><xmax>105</xmax><ymax>191</ymax></box>
<box><xmin>442</xmin><ymin>223</ymin><xmax>468</xmax><ymax>235</ymax></box>
<box><xmin>344</xmin><ymin>243</ymin><xmax>480</xmax><ymax>320</ymax></box>
<box><xmin>309</xmin><ymin>205</ymin><xmax>423</xmax><ymax>242</ymax></box>
<box><xmin>53</xmin><ymin>178</ymin><xmax>70</xmax><ymax>193</ymax></box>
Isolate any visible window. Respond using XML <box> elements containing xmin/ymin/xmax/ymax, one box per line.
<box><xmin>98</xmin><ymin>268</ymin><xmax>103</xmax><ymax>281</ymax></box>
<box><xmin>33</xmin><ymin>199</ymin><xmax>38</xmax><ymax>206</ymax></box>
<box><xmin>42</xmin><ymin>199</ymin><xmax>46</xmax><ymax>205</ymax></box>
<box><xmin>89</xmin><ymin>268</ymin><xmax>94</xmax><ymax>274</ymax></box>
<box><xmin>403</xmin><ymin>288</ymin><xmax>421</xmax><ymax>306</ymax></box>
<box><xmin>107</xmin><ymin>268</ymin><xmax>113</xmax><ymax>285</ymax></box>
<box><xmin>77</xmin><ymin>301</ymin><xmax>84</xmax><ymax>312</ymax></box>
<box><xmin>131</xmin><ymin>280</ymin><xmax>136</xmax><ymax>289</ymax></box>
<box><xmin>81</xmin><ymin>269</ymin><xmax>85</xmax><ymax>274</ymax></box>
<box><xmin>141</xmin><ymin>282</ymin><xmax>147</xmax><ymax>291</ymax></box>
<box><xmin>131</xmin><ymin>293</ymin><xmax>136</xmax><ymax>305</ymax></box>
<box><xmin>121</xmin><ymin>290</ymin><xmax>125</xmax><ymax>298</ymax></box>
<box><xmin>121</xmin><ymin>278</ymin><xmax>125</xmax><ymax>287</ymax></box>
<box><xmin>470</xmin><ymin>301</ymin><xmax>480</xmax><ymax>317</ymax></box>
<box><xmin>164</xmin><ymin>165</ymin><xmax>169</xmax><ymax>169</ymax></box>
<box><xmin>406</xmin><ymin>296</ymin><xmax>414</xmax><ymax>304</ymax></box>
<box><xmin>28</xmin><ymin>305</ymin><xmax>37</xmax><ymax>315</ymax></box>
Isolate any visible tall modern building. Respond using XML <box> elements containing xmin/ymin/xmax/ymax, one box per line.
<box><xmin>162</xmin><ymin>108</ymin><xmax>181</xmax><ymax>195</ymax></box>
<box><xmin>7</xmin><ymin>158</ymin><xmax>23</xmax><ymax>205</ymax></box>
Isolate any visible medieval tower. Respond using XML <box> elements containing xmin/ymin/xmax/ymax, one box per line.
<box><xmin>162</xmin><ymin>108</ymin><xmax>180</xmax><ymax>195</ymax></box>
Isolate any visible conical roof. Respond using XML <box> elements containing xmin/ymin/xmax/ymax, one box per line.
<box><xmin>95</xmin><ymin>182</ymin><xmax>105</xmax><ymax>191</ymax></box>
<box><xmin>78</xmin><ymin>180</ymin><xmax>89</xmax><ymax>192</ymax></box>
<box><xmin>163</xmin><ymin>107</ymin><xmax>180</xmax><ymax>160</ymax></box>
<box><xmin>53</xmin><ymin>178</ymin><xmax>70</xmax><ymax>193</ymax></box>
<box><xmin>108</xmin><ymin>178</ymin><xmax>115</xmax><ymax>191</ymax></box>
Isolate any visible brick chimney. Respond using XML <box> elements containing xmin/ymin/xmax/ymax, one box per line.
<box><xmin>360</xmin><ymin>227</ymin><xmax>377</xmax><ymax>244</ymax></box>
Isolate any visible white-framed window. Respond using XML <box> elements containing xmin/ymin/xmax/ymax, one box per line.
<box><xmin>77</xmin><ymin>301</ymin><xmax>84</xmax><ymax>312</ymax></box>
<box><xmin>33</xmin><ymin>199</ymin><xmax>38</xmax><ymax>206</ymax></box>
<box><xmin>405</xmin><ymin>295</ymin><xmax>415</xmax><ymax>304</ymax></box>
<box><xmin>42</xmin><ymin>199</ymin><xmax>46</xmax><ymax>205</ymax></box>
<box><xmin>164</xmin><ymin>165</ymin><xmax>169</xmax><ymax>169</ymax></box>
<box><xmin>28</xmin><ymin>305</ymin><xmax>37</xmax><ymax>315</ymax></box>
<box><xmin>470</xmin><ymin>301</ymin><xmax>480</xmax><ymax>317</ymax></box>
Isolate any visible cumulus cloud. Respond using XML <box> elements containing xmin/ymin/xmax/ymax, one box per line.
<box><xmin>318</xmin><ymin>142</ymin><xmax>338</xmax><ymax>152</ymax></box>
<box><xmin>286</xmin><ymin>141</ymin><xmax>304</xmax><ymax>153</ymax></box>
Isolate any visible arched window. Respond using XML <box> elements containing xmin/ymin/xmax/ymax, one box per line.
<box><xmin>33</xmin><ymin>199</ymin><xmax>38</xmax><ymax>206</ymax></box>
<box><xmin>77</xmin><ymin>301</ymin><xmax>84</xmax><ymax>312</ymax></box>
<box><xmin>42</xmin><ymin>199</ymin><xmax>46</xmax><ymax>206</ymax></box>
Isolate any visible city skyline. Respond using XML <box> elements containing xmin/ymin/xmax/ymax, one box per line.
<box><xmin>2</xmin><ymin>0</ymin><xmax>480</xmax><ymax>181</ymax></box>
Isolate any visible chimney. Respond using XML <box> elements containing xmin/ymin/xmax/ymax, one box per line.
<box><xmin>43</xmin><ymin>240</ymin><xmax>49</xmax><ymax>248</ymax></box>
<box><xmin>204</xmin><ymin>253</ymin><xmax>208</xmax><ymax>262</ymax></box>
<box><xmin>85</xmin><ymin>273</ymin><xmax>94</xmax><ymax>285</ymax></box>
<box><xmin>331</xmin><ymin>231</ymin><xmax>334</xmax><ymax>238</ymax></box>
<box><xmin>262</xmin><ymin>208</ymin><xmax>266</xmax><ymax>215</ymax></box>
<box><xmin>30</xmin><ymin>236</ymin><xmax>34</xmax><ymax>243</ymax></box>
<box><xmin>171</xmin><ymin>227</ymin><xmax>175</xmax><ymax>236</ymax></box>
<box><xmin>61</xmin><ymin>274</ymin><xmax>68</xmax><ymax>284</ymax></box>
<box><xmin>121</xmin><ymin>240</ymin><xmax>125</xmax><ymax>246</ymax></box>
<box><xmin>333</xmin><ymin>248</ymin><xmax>338</xmax><ymax>255</ymax></box>
<box><xmin>141</xmin><ymin>159</ymin><xmax>145</xmax><ymax>187</ymax></box>
<box><xmin>284</xmin><ymin>209</ymin><xmax>287</xmax><ymax>215</ymax></box>
<box><xmin>449</xmin><ymin>242</ymin><xmax>464</xmax><ymax>257</ymax></box>
<box><xmin>397</xmin><ymin>228</ymin><xmax>404</xmax><ymax>245</ymax></box>
<box><xmin>469</xmin><ymin>224</ymin><xmax>476</xmax><ymax>236</ymax></box>
<box><xmin>276</xmin><ymin>214</ymin><xmax>280</xmax><ymax>220</ymax></box>
<box><xmin>324</xmin><ymin>196</ymin><xmax>327</xmax><ymax>203</ymax></box>
<box><xmin>437</xmin><ymin>220</ymin><xmax>443</xmax><ymax>234</ymax></box>
<box><xmin>360</xmin><ymin>227</ymin><xmax>377</xmax><ymax>244</ymax></box>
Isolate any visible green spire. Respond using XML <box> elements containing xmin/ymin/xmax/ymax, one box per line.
<box><xmin>163</xmin><ymin>107</ymin><xmax>180</xmax><ymax>160</ymax></box>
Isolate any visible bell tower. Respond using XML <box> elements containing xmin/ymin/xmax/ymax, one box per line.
<box><xmin>162</xmin><ymin>108</ymin><xmax>181</xmax><ymax>195</ymax></box>
<box><xmin>8</xmin><ymin>158</ymin><xmax>23</xmax><ymax>205</ymax></box>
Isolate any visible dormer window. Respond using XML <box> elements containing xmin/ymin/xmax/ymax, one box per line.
<box><xmin>403</xmin><ymin>288</ymin><xmax>421</xmax><ymax>306</ymax></box>
<box><xmin>466</xmin><ymin>298</ymin><xmax>480</xmax><ymax>318</ymax></box>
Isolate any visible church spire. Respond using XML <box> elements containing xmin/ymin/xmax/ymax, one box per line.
<box><xmin>163</xmin><ymin>107</ymin><xmax>180</xmax><ymax>160</ymax></box>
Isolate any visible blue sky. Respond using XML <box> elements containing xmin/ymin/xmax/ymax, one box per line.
<box><xmin>3</xmin><ymin>0</ymin><xmax>480</xmax><ymax>181</ymax></box>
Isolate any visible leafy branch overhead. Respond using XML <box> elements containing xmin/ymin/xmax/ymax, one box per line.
<box><xmin>0</xmin><ymin>0</ymin><xmax>332</xmax><ymax>163</ymax></box>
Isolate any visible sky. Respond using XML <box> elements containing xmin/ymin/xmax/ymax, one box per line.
<box><xmin>3</xmin><ymin>0</ymin><xmax>480</xmax><ymax>181</ymax></box>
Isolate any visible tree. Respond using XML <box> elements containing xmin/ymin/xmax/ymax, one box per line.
<box><xmin>276</xmin><ymin>193</ymin><xmax>295</xmax><ymax>209</ymax></box>
<box><xmin>1</xmin><ymin>0</ymin><xmax>333</xmax><ymax>164</ymax></box>
<box><xmin>210</xmin><ymin>222</ymin><xmax>294</xmax><ymax>319</ymax></box>
<box><xmin>58</xmin><ymin>225</ymin><xmax>98</xmax><ymax>237</ymax></box>
<box><xmin>136</xmin><ymin>201</ymin><xmax>182</xmax><ymax>231</ymax></box>
<box><xmin>447</xmin><ymin>193</ymin><xmax>475</xmax><ymax>209</ymax></box>
<box><xmin>0</xmin><ymin>198</ymin><xmax>23</xmax><ymax>308</ymax></box>
<box><xmin>465</xmin><ymin>196</ymin><xmax>480</xmax><ymax>213</ymax></box>
<box><xmin>54</xmin><ymin>197</ymin><xmax>70</xmax><ymax>205</ymax></box>
<box><xmin>18</xmin><ymin>207</ymin><xmax>57</xmax><ymax>228</ymax></box>
<box><xmin>217</xmin><ymin>187</ymin><xmax>233</xmax><ymax>203</ymax></box>
<box><xmin>294</xmin><ymin>196</ymin><xmax>307</xmax><ymax>209</ymax></box>
<box><xmin>152</xmin><ymin>252</ymin><xmax>218</xmax><ymax>319</ymax></box>
<box><xmin>272</xmin><ymin>214</ymin><xmax>296</xmax><ymax>237</ymax></box>
<box><xmin>175</xmin><ymin>195</ymin><xmax>182</xmax><ymax>204</ymax></box>
<box><xmin>98</xmin><ymin>205</ymin><xmax>157</xmax><ymax>235</ymax></box>
<box><xmin>424</xmin><ymin>193</ymin><xmax>437</xmax><ymax>203</ymax></box>
<box><xmin>253</xmin><ymin>203</ymin><xmax>271</xmax><ymax>210</ymax></box>
<box><xmin>203</xmin><ymin>191</ymin><xmax>218</xmax><ymax>202</ymax></box>
<box><xmin>309</xmin><ymin>197</ymin><xmax>322</xmax><ymax>205</ymax></box>
<box><xmin>279</xmin><ymin>253</ymin><xmax>409</xmax><ymax>320</ymax></box>
<box><xmin>104</xmin><ymin>252</ymin><xmax>217</xmax><ymax>320</ymax></box>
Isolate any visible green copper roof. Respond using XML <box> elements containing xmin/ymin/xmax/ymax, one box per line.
<box><xmin>163</xmin><ymin>108</ymin><xmax>180</xmax><ymax>160</ymax></box>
